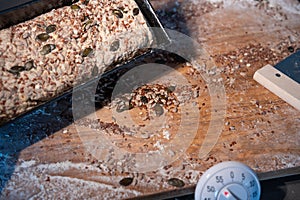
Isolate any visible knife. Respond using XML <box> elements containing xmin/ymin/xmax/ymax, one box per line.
<box><xmin>253</xmin><ymin>50</ymin><xmax>300</xmax><ymax>111</ymax></box>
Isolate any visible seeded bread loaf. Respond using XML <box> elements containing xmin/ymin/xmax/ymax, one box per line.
<box><xmin>0</xmin><ymin>0</ymin><xmax>153</xmax><ymax>123</ymax></box>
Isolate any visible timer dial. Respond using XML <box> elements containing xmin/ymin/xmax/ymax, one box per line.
<box><xmin>195</xmin><ymin>161</ymin><xmax>261</xmax><ymax>200</ymax></box>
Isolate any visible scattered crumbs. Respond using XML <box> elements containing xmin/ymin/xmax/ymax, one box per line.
<box><xmin>250</xmin><ymin>99</ymin><xmax>259</xmax><ymax>105</ymax></box>
<box><xmin>240</xmin><ymin>72</ymin><xmax>246</xmax><ymax>76</ymax></box>
<box><xmin>229</xmin><ymin>77</ymin><xmax>235</xmax><ymax>87</ymax></box>
<box><xmin>163</xmin><ymin>129</ymin><xmax>170</xmax><ymax>140</ymax></box>
<box><xmin>213</xmin><ymin>43</ymin><xmax>294</xmax><ymax>75</ymax></box>
<box><xmin>45</xmin><ymin>176</ymin><xmax>51</xmax><ymax>182</ymax></box>
<box><xmin>229</xmin><ymin>141</ymin><xmax>237</xmax><ymax>147</ymax></box>
<box><xmin>153</xmin><ymin>141</ymin><xmax>164</xmax><ymax>151</ymax></box>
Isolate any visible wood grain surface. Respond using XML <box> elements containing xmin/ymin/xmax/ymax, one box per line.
<box><xmin>0</xmin><ymin>0</ymin><xmax>300</xmax><ymax>199</ymax></box>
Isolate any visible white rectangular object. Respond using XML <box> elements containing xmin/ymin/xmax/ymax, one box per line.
<box><xmin>254</xmin><ymin>64</ymin><xmax>300</xmax><ymax>111</ymax></box>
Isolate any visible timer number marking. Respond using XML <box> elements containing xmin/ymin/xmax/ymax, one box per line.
<box><xmin>250</xmin><ymin>180</ymin><xmax>256</xmax><ymax>187</ymax></box>
<box><xmin>216</xmin><ymin>176</ymin><xmax>224</xmax><ymax>184</ymax></box>
<box><xmin>253</xmin><ymin>191</ymin><xmax>258</xmax><ymax>198</ymax></box>
<box><xmin>242</xmin><ymin>173</ymin><xmax>246</xmax><ymax>181</ymax></box>
<box><xmin>207</xmin><ymin>185</ymin><xmax>216</xmax><ymax>193</ymax></box>
<box><xmin>230</xmin><ymin>171</ymin><xmax>235</xmax><ymax>180</ymax></box>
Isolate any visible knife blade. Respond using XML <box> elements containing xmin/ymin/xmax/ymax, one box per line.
<box><xmin>274</xmin><ymin>50</ymin><xmax>300</xmax><ymax>84</ymax></box>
